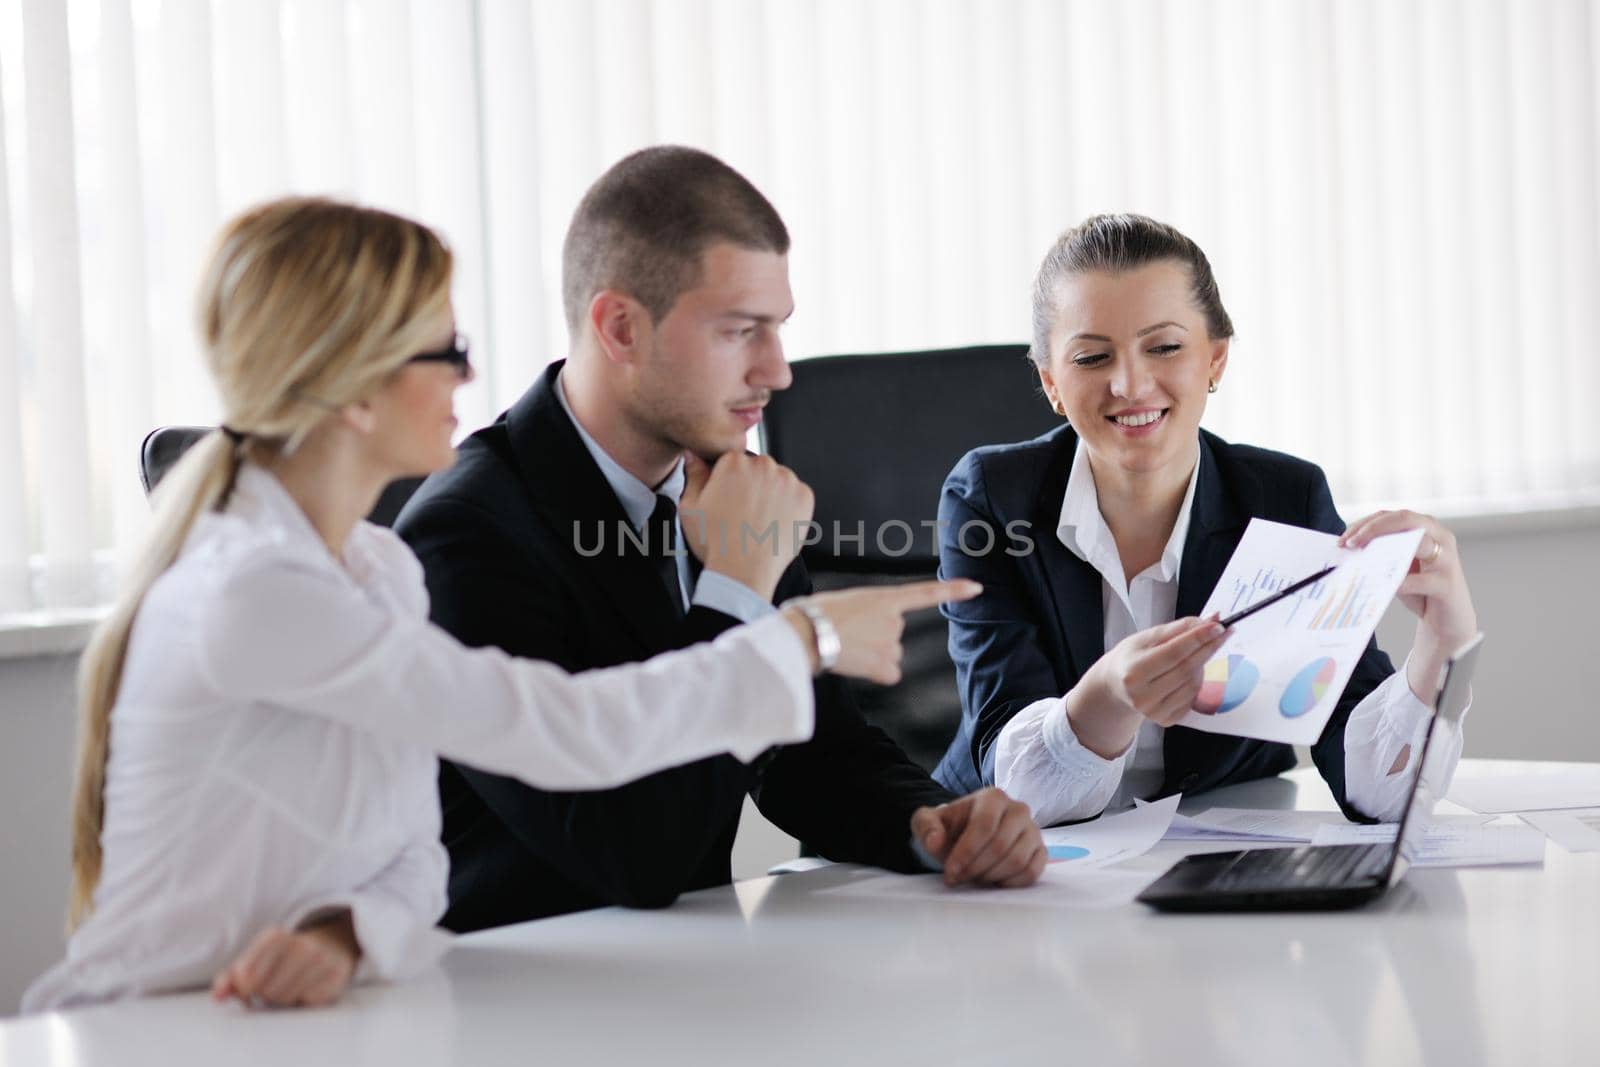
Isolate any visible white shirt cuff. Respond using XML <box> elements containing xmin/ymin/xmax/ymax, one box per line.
<box><xmin>995</xmin><ymin>696</ymin><xmax>1131</xmax><ymax>826</ymax></box>
<box><xmin>692</xmin><ymin>570</ymin><xmax>776</xmax><ymax>623</ymax></box>
<box><xmin>1040</xmin><ymin>695</ymin><xmax>1134</xmax><ymax>774</ymax></box>
<box><xmin>1344</xmin><ymin>660</ymin><xmax>1433</xmax><ymax>759</ymax></box>
<box><xmin>289</xmin><ymin>895</ymin><xmax>452</xmax><ymax>985</ymax></box>
<box><xmin>1342</xmin><ymin>656</ymin><xmax>1467</xmax><ymax>821</ymax></box>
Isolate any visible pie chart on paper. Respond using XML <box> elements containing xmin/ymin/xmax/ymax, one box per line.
<box><xmin>1193</xmin><ymin>654</ymin><xmax>1260</xmax><ymax>714</ymax></box>
<box><xmin>1047</xmin><ymin>846</ymin><xmax>1090</xmax><ymax>862</ymax></box>
<box><xmin>1279</xmin><ymin>657</ymin><xmax>1338</xmax><ymax>718</ymax></box>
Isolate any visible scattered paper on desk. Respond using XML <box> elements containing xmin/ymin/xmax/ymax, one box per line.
<box><xmin>1519</xmin><ymin>809</ymin><xmax>1600</xmax><ymax>853</ymax></box>
<box><xmin>1308</xmin><ymin>821</ymin><xmax>1545</xmax><ymax>867</ymax></box>
<box><xmin>1041</xmin><ymin>793</ymin><xmax>1181</xmax><ymax>869</ymax></box>
<box><xmin>1167</xmin><ymin>808</ymin><xmax>1352</xmax><ymax>843</ymax></box>
<box><xmin>767</xmin><ymin>856</ymin><xmax>837</xmax><ymax>876</ymax></box>
<box><xmin>1177</xmin><ymin>519</ymin><xmax>1423</xmax><ymax>746</ymax></box>
<box><xmin>1447</xmin><ymin>764</ymin><xmax>1600</xmax><ymax>814</ymax></box>
<box><xmin>813</xmin><ymin>866</ymin><xmax>1161</xmax><ymax>910</ymax></box>
<box><xmin>1167</xmin><ymin>808</ymin><xmax>1494</xmax><ymax>844</ymax></box>
<box><xmin>814</xmin><ymin>796</ymin><xmax>1179</xmax><ymax>909</ymax></box>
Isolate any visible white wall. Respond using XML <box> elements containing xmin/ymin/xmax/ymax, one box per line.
<box><xmin>3</xmin><ymin>516</ymin><xmax>1595</xmax><ymax>1015</ymax></box>
<box><xmin>1371</xmin><ymin>516</ymin><xmax>1600</xmax><ymax>761</ymax></box>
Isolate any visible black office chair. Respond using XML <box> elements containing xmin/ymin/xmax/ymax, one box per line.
<box><xmin>138</xmin><ymin>425</ymin><xmax>423</xmax><ymax>527</ymax></box>
<box><xmin>759</xmin><ymin>345</ymin><xmax>1061</xmax><ymax>771</ymax></box>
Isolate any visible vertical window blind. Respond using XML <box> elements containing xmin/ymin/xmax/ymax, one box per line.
<box><xmin>2</xmin><ymin>0</ymin><xmax>1597</xmax><ymax>616</ymax></box>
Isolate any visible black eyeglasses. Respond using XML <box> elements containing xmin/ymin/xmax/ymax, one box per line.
<box><xmin>408</xmin><ymin>333</ymin><xmax>472</xmax><ymax>379</ymax></box>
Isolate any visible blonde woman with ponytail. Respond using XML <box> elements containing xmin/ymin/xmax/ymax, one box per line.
<box><xmin>23</xmin><ymin>198</ymin><xmax>976</xmax><ymax>1013</ymax></box>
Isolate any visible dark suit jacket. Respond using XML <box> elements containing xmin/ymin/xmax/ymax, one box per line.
<box><xmin>395</xmin><ymin>361</ymin><xmax>954</xmax><ymax>932</ymax></box>
<box><xmin>930</xmin><ymin>424</ymin><xmax>1394</xmax><ymax>823</ymax></box>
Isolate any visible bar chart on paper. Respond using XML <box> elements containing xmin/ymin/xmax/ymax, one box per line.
<box><xmin>1290</xmin><ymin>573</ymin><xmax>1381</xmax><ymax>632</ymax></box>
<box><xmin>1224</xmin><ymin>566</ymin><xmax>1330</xmax><ymax>616</ymax></box>
<box><xmin>1226</xmin><ymin>567</ymin><xmax>1382</xmax><ymax>633</ymax></box>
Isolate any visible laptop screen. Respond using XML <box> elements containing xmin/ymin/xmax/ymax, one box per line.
<box><xmin>1386</xmin><ymin>634</ymin><xmax>1483</xmax><ymax>886</ymax></box>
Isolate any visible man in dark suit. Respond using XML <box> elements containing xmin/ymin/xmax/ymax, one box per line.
<box><xmin>397</xmin><ymin>146</ymin><xmax>1044</xmax><ymax>932</ymax></box>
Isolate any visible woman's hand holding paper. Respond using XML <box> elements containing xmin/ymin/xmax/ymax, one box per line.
<box><xmin>1339</xmin><ymin>510</ymin><xmax>1478</xmax><ymax>705</ymax></box>
<box><xmin>1064</xmin><ymin>615</ymin><xmax>1230</xmax><ymax>758</ymax></box>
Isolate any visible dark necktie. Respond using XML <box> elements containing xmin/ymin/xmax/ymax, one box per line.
<box><xmin>646</xmin><ymin>493</ymin><xmax>687</xmax><ymax>618</ymax></box>
<box><xmin>651</xmin><ymin>494</ymin><xmax>771</xmax><ymax>774</ymax></box>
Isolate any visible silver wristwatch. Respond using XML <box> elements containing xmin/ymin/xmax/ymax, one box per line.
<box><xmin>791</xmin><ymin>598</ymin><xmax>841</xmax><ymax>672</ymax></box>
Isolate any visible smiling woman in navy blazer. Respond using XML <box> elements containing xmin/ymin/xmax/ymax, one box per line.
<box><xmin>931</xmin><ymin>215</ymin><xmax>1480</xmax><ymax>826</ymax></box>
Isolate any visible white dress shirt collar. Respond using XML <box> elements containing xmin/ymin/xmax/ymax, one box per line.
<box><xmin>552</xmin><ymin>369</ymin><xmax>773</xmax><ymax>621</ymax></box>
<box><xmin>1055</xmin><ymin>438</ymin><xmax>1201</xmax><ymax>598</ymax></box>
<box><xmin>554</xmin><ymin>369</ymin><xmax>685</xmax><ymax>530</ymax></box>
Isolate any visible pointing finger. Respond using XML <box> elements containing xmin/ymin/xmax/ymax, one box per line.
<box><xmin>1149</xmin><ymin>616</ymin><xmax>1226</xmax><ymax>656</ymax></box>
<box><xmin>889</xmin><ymin>578</ymin><xmax>983</xmax><ymax>612</ymax></box>
<box><xmin>1135</xmin><ymin>615</ymin><xmax>1215</xmax><ymax>649</ymax></box>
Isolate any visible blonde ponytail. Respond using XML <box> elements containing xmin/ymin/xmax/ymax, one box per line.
<box><xmin>68</xmin><ymin>432</ymin><xmax>241</xmax><ymax>929</ymax></box>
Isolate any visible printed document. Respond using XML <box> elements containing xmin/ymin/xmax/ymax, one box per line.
<box><xmin>1308</xmin><ymin>820</ymin><xmax>1545</xmax><ymax>867</ymax></box>
<box><xmin>816</xmin><ymin>796</ymin><xmax>1180</xmax><ymax>909</ymax></box>
<box><xmin>1177</xmin><ymin>519</ymin><xmax>1423</xmax><ymax>745</ymax></box>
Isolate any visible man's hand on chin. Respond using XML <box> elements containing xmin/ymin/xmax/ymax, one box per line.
<box><xmin>679</xmin><ymin>450</ymin><xmax>813</xmax><ymax>602</ymax></box>
<box><xmin>910</xmin><ymin>787</ymin><xmax>1045</xmax><ymax>888</ymax></box>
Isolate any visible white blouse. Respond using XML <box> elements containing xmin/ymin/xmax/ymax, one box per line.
<box><xmin>994</xmin><ymin>445</ymin><xmax>1462</xmax><ymax>827</ymax></box>
<box><xmin>24</xmin><ymin>464</ymin><xmax>813</xmax><ymax>1012</ymax></box>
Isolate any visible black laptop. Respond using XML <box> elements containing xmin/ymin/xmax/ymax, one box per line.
<box><xmin>1137</xmin><ymin>633</ymin><xmax>1483</xmax><ymax>912</ymax></box>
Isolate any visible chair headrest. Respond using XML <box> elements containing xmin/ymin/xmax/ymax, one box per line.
<box><xmin>139</xmin><ymin>426</ymin><xmax>212</xmax><ymax>494</ymax></box>
<box><xmin>760</xmin><ymin>345</ymin><xmax>1058</xmax><ymax>573</ymax></box>
<box><xmin>136</xmin><ymin>425</ymin><xmax>422</xmax><ymax>529</ymax></box>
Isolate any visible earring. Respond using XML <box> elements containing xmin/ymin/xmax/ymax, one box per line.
<box><xmin>1052</xmin><ymin>400</ymin><xmax>1066</xmax><ymax>416</ymax></box>
<box><xmin>1207</xmin><ymin>379</ymin><xmax>1218</xmax><ymax>394</ymax></box>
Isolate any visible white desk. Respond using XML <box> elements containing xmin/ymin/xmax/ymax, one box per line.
<box><xmin>4</xmin><ymin>760</ymin><xmax>1597</xmax><ymax>1067</ymax></box>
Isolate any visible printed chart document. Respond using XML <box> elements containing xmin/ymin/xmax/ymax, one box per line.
<box><xmin>1520</xmin><ymin>809</ymin><xmax>1600</xmax><ymax>853</ymax></box>
<box><xmin>1037</xmin><ymin>794</ymin><xmax>1181</xmax><ymax>868</ymax></box>
<box><xmin>1177</xmin><ymin>519</ymin><xmax>1423</xmax><ymax>746</ymax></box>
<box><xmin>1308</xmin><ymin>820</ymin><xmax>1545</xmax><ymax>867</ymax></box>
<box><xmin>1447</xmin><ymin>762</ymin><xmax>1600</xmax><ymax>814</ymax></box>
<box><xmin>816</xmin><ymin>796</ymin><xmax>1180</xmax><ymax>910</ymax></box>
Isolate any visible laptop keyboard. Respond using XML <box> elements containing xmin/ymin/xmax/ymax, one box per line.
<box><xmin>1207</xmin><ymin>844</ymin><xmax>1391</xmax><ymax>891</ymax></box>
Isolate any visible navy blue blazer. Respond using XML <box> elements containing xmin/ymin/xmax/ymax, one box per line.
<box><xmin>930</xmin><ymin>424</ymin><xmax>1394</xmax><ymax>822</ymax></box>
